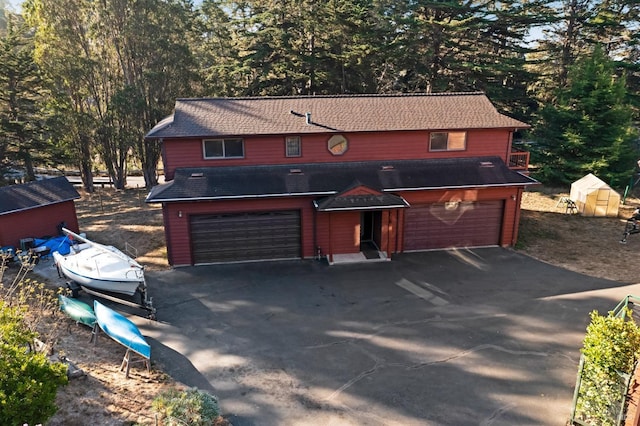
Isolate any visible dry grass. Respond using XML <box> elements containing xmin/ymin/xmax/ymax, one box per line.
<box><xmin>518</xmin><ymin>187</ymin><xmax>640</xmax><ymax>284</ymax></box>
<box><xmin>74</xmin><ymin>188</ymin><xmax>168</xmax><ymax>270</ymax></box>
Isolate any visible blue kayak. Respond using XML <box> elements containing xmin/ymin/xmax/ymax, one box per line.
<box><xmin>59</xmin><ymin>295</ymin><xmax>96</xmax><ymax>327</ymax></box>
<box><xmin>93</xmin><ymin>301</ymin><xmax>151</xmax><ymax>359</ymax></box>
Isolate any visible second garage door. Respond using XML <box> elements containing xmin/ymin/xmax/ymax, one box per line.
<box><xmin>404</xmin><ymin>200</ymin><xmax>503</xmax><ymax>251</ymax></box>
<box><xmin>190</xmin><ymin>210</ymin><xmax>301</xmax><ymax>264</ymax></box>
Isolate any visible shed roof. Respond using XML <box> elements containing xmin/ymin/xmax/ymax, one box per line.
<box><xmin>571</xmin><ymin>173</ymin><xmax>616</xmax><ymax>192</ymax></box>
<box><xmin>146</xmin><ymin>157</ymin><xmax>538</xmax><ymax>203</ymax></box>
<box><xmin>146</xmin><ymin>92</ymin><xmax>529</xmax><ymax>139</ymax></box>
<box><xmin>0</xmin><ymin>177</ymin><xmax>80</xmax><ymax>216</ymax></box>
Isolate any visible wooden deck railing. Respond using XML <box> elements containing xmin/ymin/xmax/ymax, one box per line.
<box><xmin>509</xmin><ymin>150</ymin><xmax>530</xmax><ymax>171</ymax></box>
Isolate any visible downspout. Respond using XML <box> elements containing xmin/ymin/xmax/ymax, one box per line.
<box><xmin>313</xmin><ymin>205</ymin><xmax>318</xmax><ymax>260</ymax></box>
<box><xmin>511</xmin><ymin>189</ymin><xmax>523</xmax><ymax>246</ymax></box>
<box><xmin>506</xmin><ymin>130</ymin><xmax>514</xmax><ymax>165</ymax></box>
<box><xmin>387</xmin><ymin>210</ymin><xmax>392</xmax><ymax>259</ymax></box>
<box><xmin>396</xmin><ymin>209</ymin><xmax>402</xmax><ymax>253</ymax></box>
<box><xmin>328</xmin><ymin>212</ymin><xmax>333</xmax><ymax>263</ymax></box>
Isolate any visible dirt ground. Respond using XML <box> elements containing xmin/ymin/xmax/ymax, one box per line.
<box><xmin>519</xmin><ymin>187</ymin><xmax>640</xmax><ymax>284</ymax></box>
<box><xmin>4</xmin><ymin>186</ymin><xmax>640</xmax><ymax>425</ymax></box>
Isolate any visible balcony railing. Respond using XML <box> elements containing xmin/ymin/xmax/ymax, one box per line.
<box><xmin>509</xmin><ymin>150</ymin><xmax>530</xmax><ymax>172</ymax></box>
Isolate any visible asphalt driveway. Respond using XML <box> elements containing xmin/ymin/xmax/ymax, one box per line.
<box><xmin>134</xmin><ymin>248</ymin><xmax>639</xmax><ymax>425</ymax></box>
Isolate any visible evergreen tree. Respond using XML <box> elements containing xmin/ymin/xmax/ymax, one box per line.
<box><xmin>533</xmin><ymin>46</ymin><xmax>638</xmax><ymax>187</ymax></box>
<box><xmin>0</xmin><ymin>13</ymin><xmax>48</xmax><ymax>184</ymax></box>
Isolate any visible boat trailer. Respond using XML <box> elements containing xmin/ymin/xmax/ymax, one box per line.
<box><xmin>66</xmin><ymin>280</ymin><xmax>157</xmax><ymax>320</ymax></box>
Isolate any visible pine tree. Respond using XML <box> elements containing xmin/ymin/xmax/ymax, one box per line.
<box><xmin>533</xmin><ymin>46</ymin><xmax>638</xmax><ymax>187</ymax></box>
<box><xmin>0</xmin><ymin>13</ymin><xmax>48</xmax><ymax>183</ymax></box>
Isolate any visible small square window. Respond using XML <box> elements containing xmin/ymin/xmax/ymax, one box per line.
<box><xmin>285</xmin><ymin>136</ymin><xmax>301</xmax><ymax>157</ymax></box>
<box><xmin>429</xmin><ymin>131</ymin><xmax>466</xmax><ymax>151</ymax></box>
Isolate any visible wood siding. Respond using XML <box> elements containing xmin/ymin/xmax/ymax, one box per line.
<box><xmin>327</xmin><ymin>211</ymin><xmax>361</xmax><ymax>255</ymax></box>
<box><xmin>161</xmin><ymin>188</ymin><xmax>523</xmax><ymax>265</ymax></box>
<box><xmin>0</xmin><ymin>202</ymin><xmax>79</xmax><ymax>248</ymax></box>
<box><xmin>161</xmin><ymin>129</ymin><xmax>512</xmax><ymax>180</ymax></box>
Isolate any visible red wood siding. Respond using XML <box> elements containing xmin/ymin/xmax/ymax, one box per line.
<box><xmin>161</xmin><ymin>187</ymin><xmax>524</xmax><ymax>265</ymax></box>
<box><xmin>164</xmin><ymin>198</ymin><xmax>315</xmax><ymax>266</ymax></box>
<box><xmin>326</xmin><ymin>211</ymin><xmax>361</xmax><ymax>256</ymax></box>
<box><xmin>0</xmin><ymin>202</ymin><xmax>79</xmax><ymax>249</ymax></box>
<box><xmin>161</xmin><ymin>129</ymin><xmax>512</xmax><ymax>180</ymax></box>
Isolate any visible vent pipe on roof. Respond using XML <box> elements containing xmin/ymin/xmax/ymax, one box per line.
<box><xmin>305</xmin><ymin>112</ymin><xmax>312</xmax><ymax>125</ymax></box>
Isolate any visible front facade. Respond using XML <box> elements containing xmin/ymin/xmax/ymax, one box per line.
<box><xmin>146</xmin><ymin>93</ymin><xmax>537</xmax><ymax>266</ymax></box>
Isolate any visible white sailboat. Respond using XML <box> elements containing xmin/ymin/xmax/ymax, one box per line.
<box><xmin>52</xmin><ymin>228</ymin><xmax>145</xmax><ymax>296</ymax></box>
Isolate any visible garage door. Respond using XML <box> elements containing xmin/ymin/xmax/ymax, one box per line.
<box><xmin>190</xmin><ymin>211</ymin><xmax>301</xmax><ymax>263</ymax></box>
<box><xmin>404</xmin><ymin>200</ymin><xmax>503</xmax><ymax>251</ymax></box>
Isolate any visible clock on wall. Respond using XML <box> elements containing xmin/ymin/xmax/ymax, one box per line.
<box><xmin>327</xmin><ymin>135</ymin><xmax>348</xmax><ymax>155</ymax></box>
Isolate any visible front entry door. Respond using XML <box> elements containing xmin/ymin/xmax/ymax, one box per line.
<box><xmin>361</xmin><ymin>211</ymin><xmax>382</xmax><ymax>251</ymax></box>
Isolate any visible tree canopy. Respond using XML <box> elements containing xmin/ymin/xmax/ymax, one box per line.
<box><xmin>0</xmin><ymin>0</ymin><xmax>636</xmax><ymax>189</ymax></box>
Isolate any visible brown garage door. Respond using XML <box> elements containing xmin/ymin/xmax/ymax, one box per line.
<box><xmin>190</xmin><ymin>211</ymin><xmax>301</xmax><ymax>263</ymax></box>
<box><xmin>404</xmin><ymin>200</ymin><xmax>503</xmax><ymax>251</ymax></box>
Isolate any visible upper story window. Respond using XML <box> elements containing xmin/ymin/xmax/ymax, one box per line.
<box><xmin>429</xmin><ymin>131</ymin><xmax>466</xmax><ymax>151</ymax></box>
<box><xmin>203</xmin><ymin>138</ymin><xmax>244</xmax><ymax>159</ymax></box>
<box><xmin>285</xmin><ymin>136</ymin><xmax>301</xmax><ymax>157</ymax></box>
<box><xmin>328</xmin><ymin>134</ymin><xmax>348</xmax><ymax>155</ymax></box>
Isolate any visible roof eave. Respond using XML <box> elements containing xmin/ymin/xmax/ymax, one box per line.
<box><xmin>0</xmin><ymin>197</ymin><xmax>80</xmax><ymax>216</ymax></box>
<box><xmin>146</xmin><ymin>191</ymin><xmax>338</xmax><ymax>204</ymax></box>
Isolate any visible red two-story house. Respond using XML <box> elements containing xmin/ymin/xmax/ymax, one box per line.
<box><xmin>145</xmin><ymin>92</ymin><xmax>537</xmax><ymax>266</ymax></box>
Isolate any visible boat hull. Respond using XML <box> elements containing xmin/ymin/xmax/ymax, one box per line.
<box><xmin>59</xmin><ymin>295</ymin><xmax>96</xmax><ymax>327</ymax></box>
<box><xmin>53</xmin><ymin>250</ymin><xmax>143</xmax><ymax>296</ymax></box>
<box><xmin>94</xmin><ymin>301</ymin><xmax>150</xmax><ymax>359</ymax></box>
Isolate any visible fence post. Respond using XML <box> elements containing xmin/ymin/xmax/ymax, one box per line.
<box><xmin>570</xmin><ymin>355</ymin><xmax>585</xmax><ymax>424</ymax></box>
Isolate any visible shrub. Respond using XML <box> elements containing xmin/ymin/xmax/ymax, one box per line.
<box><xmin>152</xmin><ymin>387</ymin><xmax>220</xmax><ymax>426</ymax></box>
<box><xmin>577</xmin><ymin>309</ymin><xmax>640</xmax><ymax>425</ymax></box>
<box><xmin>0</xmin><ymin>301</ymin><xmax>68</xmax><ymax>425</ymax></box>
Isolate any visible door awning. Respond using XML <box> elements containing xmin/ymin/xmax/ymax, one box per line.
<box><xmin>314</xmin><ymin>192</ymin><xmax>409</xmax><ymax>212</ymax></box>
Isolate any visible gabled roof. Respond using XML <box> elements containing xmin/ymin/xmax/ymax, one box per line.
<box><xmin>314</xmin><ymin>183</ymin><xmax>409</xmax><ymax>211</ymax></box>
<box><xmin>146</xmin><ymin>157</ymin><xmax>538</xmax><ymax>203</ymax></box>
<box><xmin>0</xmin><ymin>176</ymin><xmax>80</xmax><ymax>216</ymax></box>
<box><xmin>146</xmin><ymin>92</ymin><xmax>529</xmax><ymax>139</ymax></box>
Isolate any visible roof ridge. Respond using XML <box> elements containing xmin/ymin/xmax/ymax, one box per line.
<box><xmin>176</xmin><ymin>92</ymin><xmax>486</xmax><ymax>102</ymax></box>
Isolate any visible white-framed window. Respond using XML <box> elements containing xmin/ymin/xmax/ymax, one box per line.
<box><xmin>429</xmin><ymin>131</ymin><xmax>467</xmax><ymax>151</ymax></box>
<box><xmin>285</xmin><ymin>136</ymin><xmax>301</xmax><ymax>157</ymax></box>
<box><xmin>203</xmin><ymin>139</ymin><xmax>244</xmax><ymax>159</ymax></box>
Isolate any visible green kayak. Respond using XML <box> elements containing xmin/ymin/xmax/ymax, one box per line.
<box><xmin>59</xmin><ymin>295</ymin><xmax>97</xmax><ymax>327</ymax></box>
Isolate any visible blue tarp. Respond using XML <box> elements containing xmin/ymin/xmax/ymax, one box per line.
<box><xmin>34</xmin><ymin>235</ymin><xmax>73</xmax><ymax>255</ymax></box>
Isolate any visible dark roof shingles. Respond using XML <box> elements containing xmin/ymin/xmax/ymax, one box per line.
<box><xmin>146</xmin><ymin>157</ymin><xmax>538</xmax><ymax>202</ymax></box>
<box><xmin>0</xmin><ymin>177</ymin><xmax>80</xmax><ymax>216</ymax></box>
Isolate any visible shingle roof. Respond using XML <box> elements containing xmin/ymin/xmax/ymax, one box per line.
<box><xmin>145</xmin><ymin>157</ymin><xmax>538</xmax><ymax>203</ymax></box>
<box><xmin>0</xmin><ymin>177</ymin><xmax>80</xmax><ymax>216</ymax></box>
<box><xmin>314</xmin><ymin>193</ymin><xmax>410</xmax><ymax>211</ymax></box>
<box><xmin>146</xmin><ymin>93</ymin><xmax>529</xmax><ymax>139</ymax></box>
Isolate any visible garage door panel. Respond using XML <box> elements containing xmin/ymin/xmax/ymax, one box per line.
<box><xmin>404</xmin><ymin>201</ymin><xmax>503</xmax><ymax>251</ymax></box>
<box><xmin>190</xmin><ymin>211</ymin><xmax>301</xmax><ymax>263</ymax></box>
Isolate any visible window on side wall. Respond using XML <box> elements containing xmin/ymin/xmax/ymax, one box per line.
<box><xmin>429</xmin><ymin>131</ymin><xmax>466</xmax><ymax>151</ymax></box>
<box><xmin>203</xmin><ymin>139</ymin><xmax>244</xmax><ymax>159</ymax></box>
<box><xmin>285</xmin><ymin>136</ymin><xmax>301</xmax><ymax>157</ymax></box>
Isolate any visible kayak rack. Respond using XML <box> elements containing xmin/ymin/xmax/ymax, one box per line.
<box><xmin>66</xmin><ymin>281</ymin><xmax>157</xmax><ymax>320</ymax></box>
